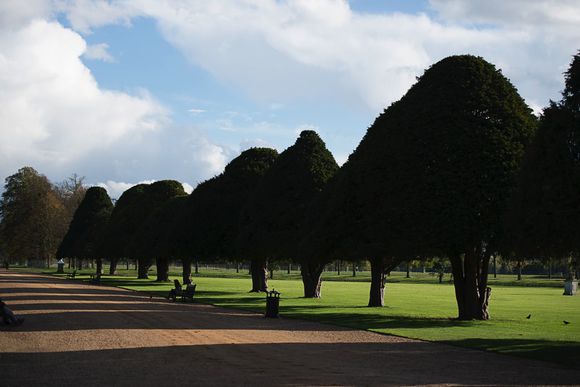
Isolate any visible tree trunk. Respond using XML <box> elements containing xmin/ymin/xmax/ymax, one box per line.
<box><xmin>96</xmin><ymin>258</ymin><xmax>103</xmax><ymax>276</ymax></box>
<box><xmin>517</xmin><ymin>261</ymin><xmax>522</xmax><ymax>281</ymax></box>
<box><xmin>249</xmin><ymin>259</ymin><xmax>268</xmax><ymax>292</ymax></box>
<box><xmin>182</xmin><ymin>259</ymin><xmax>192</xmax><ymax>284</ymax></box>
<box><xmin>368</xmin><ymin>258</ymin><xmax>386</xmax><ymax>307</ymax></box>
<box><xmin>300</xmin><ymin>262</ymin><xmax>324</xmax><ymax>298</ymax></box>
<box><xmin>109</xmin><ymin>258</ymin><xmax>118</xmax><ymax>275</ymax></box>
<box><xmin>406</xmin><ymin>262</ymin><xmax>410</xmax><ymax>278</ymax></box>
<box><xmin>548</xmin><ymin>259</ymin><xmax>552</xmax><ymax>279</ymax></box>
<box><xmin>126</xmin><ymin>260</ymin><xmax>130</xmax><ymax>270</ymax></box>
<box><xmin>450</xmin><ymin>248</ymin><xmax>492</xmax><ymax>320</ymax></box>
<box><xmin>137</xmin><ymin>258</ymin><xmax>150</xmax><ymax>279</ymax></box>
<box><xmin>194</xmin><ymin>260</ymin><xmax>199</xmax><ymax>274</ymax></box>
<box><xmin>287</xmin><ymin>263</ymin><xmax>291</xmax><ymax>274</ymax></box>
<box><xmin>493</xmin><ymin>255</ymin><xmax>497</xmax><ymax>278</ymax></box>
<box><xmin>337</xmin><ymin>260</ymin><xmax>341</xmax><ymax>276</ymax></box>
<box><xmin>156</xmin><ymin>258</ymin><xmax>169</xmax><ymax>282</ymax></box>
<box><xmin>352</xmin><ymin>263</ymin><xmax>356</xmax><ymax>277</ymax></box>
<box><xmin>236</xmin><ymin>262</ymin><xmax>240</xmax><ymax>274</ymax></box>
<box><xmin>77</xmin><ymin>259</ymin><xmax>82</xmax><ymax>270</ymax></box>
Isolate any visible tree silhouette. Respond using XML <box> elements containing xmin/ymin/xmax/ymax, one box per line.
<box><xmin>57</xmin><ymin>186</ymin><xmax>113</xmax><ymax>275</ymax></box>
<box><xmin>238</xmin><ymin>131</ymin><xmax>338</xmax><ymax>296</ymax></box>
<box><xmin>305</xmin><ymin>55</ymin><xmax>535</xmax><ymax>313</ymax></box>
<box><xmin>103</xmin><ymin>180</ymin><xmax>185</xmax><ymax>277</ymax></box>
<box><xmin>507</xmin><ymin>51</ymin><xmax>580</xmax><ymax>278</ymax></box>
<box><xmin>180</xmin><ymin>148</ymin><xmax>278</xmax><ymax>287</ymax></box>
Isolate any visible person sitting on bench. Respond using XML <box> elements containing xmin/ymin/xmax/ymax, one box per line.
<box><xmin>0</xmin><ymin>298</ymin><xmax>24</xmax><ymax>326</ymax></box>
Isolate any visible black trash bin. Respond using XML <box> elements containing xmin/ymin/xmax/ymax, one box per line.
<box><xmin>265</xmin><ymin>289</ymin><xmax>280</xmax><ymax>318</ymax></box>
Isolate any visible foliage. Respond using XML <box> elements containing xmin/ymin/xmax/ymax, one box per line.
<box><xmin>506</xmin><ymin>51</ymin><xmax>580</xmax><ymax>279</ymax></box>
<box><xmin>180</xmin><ymin>148</ymin><xmax>279</xmax><ymax>261</ymax></box>
<box><xmin>56</xmin><ymin>186</ymin><xmax>113</xmax><ymax>259</ymax></box>
<box><xmin>104</xmin><ymin>180</ymin><xmax>186</xmax><ymax>260</ymax></box>
<box><xmin>0</xmin><ymin>167</ymin><xmax>85</xmax><ymax>265</ymax></box>
<box><xmin>238</xmin><ymin>130</ymin><xmax>339</xmax><ymax>261</ymax></box>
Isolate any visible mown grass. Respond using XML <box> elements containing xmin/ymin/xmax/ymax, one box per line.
<box><xmin>48</xmin><ymin>269</ymin><xmax>580</xmax><ymax>369</ymax></box>
<box><xmin>33</xmin><ymin>263</ymin><xmax>567</xmax><ymax>287</ymax></box>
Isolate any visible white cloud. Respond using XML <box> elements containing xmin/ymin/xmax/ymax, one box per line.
<box><xmin>51</xmin><ymin>0</ymin><xmax>580</xmax><ymax>114</ymax></box>
<box><xmin>3</xmin><ymin>0</ymin><xmax>580</xmax><ymax>191</ymax></box>
<box><xmin>0</xmin><ymin>8</ymin><xmax>232</xmax><ymax>189</ymax></box>
<box><xmin>0</xmin><ymin>19</ymin><xmax>168</xmax><ymax>178</ymax></box>
<box><xmin>181</xmin><ymin>182</ymin><xmax>194</xmax><ymax>194</ymax></box>
<box><xmin>84</xmin><ymin>42</ymin><xmax>114</xmax><ymax>62</ymax></box>
<box><xmin>430</xmin><ymin>0</ymin><xmax>580</xmax><ymax>28</ymax></box>
<box><xmin>187</xmin><ymin>108</ymin><xmax>206</xmax><ymax>114</ymax></box>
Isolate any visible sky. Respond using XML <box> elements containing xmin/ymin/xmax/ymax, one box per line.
<box><xmin>1</xmin><ymin>0</ymin><xmax>580</xmax><ymax>198</ymax></box>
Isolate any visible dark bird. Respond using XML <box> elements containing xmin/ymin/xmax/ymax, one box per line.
<box><xmin>563</xmin><ymin>320</ymin><xmax>570</xmax><ymax>325</ymax></box>
<box><xmin>526</xmin><ymin>314</ymin><xmax>531</xmax><ymax>319</ymax></box>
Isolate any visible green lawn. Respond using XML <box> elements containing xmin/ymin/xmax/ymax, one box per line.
<box><xmin>52</xmin><ymin>271</ymin><xmax>580</xmax><ymax>369</ymax></box>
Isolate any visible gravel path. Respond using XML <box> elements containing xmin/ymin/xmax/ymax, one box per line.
<box><xmin>1</xmin><ymin>271</ymin><xmax>578</xmax><ymax>386</ymax></box>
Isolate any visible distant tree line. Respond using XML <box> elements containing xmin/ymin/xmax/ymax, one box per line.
<box><xmin>3</xmin><ymin>52</ymin><xmax>580</xmax><ymax>321</ymax></box>
<box><xmin>0</xmin><ymin>168</ymin><xmax>85</xmax><ymax>268</ymax></box>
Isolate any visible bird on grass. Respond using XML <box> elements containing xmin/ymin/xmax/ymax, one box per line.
<box><xmin>563</xmin><ymin>320</ymin><xmax>570</xmax><ymax>325</ymax></box>
<box><xmin>526</xmin><ymin>314</ymin><xmax>531</xmax><ymax>319</ymax></box>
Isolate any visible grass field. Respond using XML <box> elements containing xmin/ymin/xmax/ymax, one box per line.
<box><xmin>46</xmin><ymin>269</ymin><xmax>580</xmax><ymax>369</ymax></box>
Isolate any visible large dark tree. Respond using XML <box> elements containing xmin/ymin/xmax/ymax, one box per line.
<box><xmin>238</xmin><ymin>131</ymin><xmax>338</xmax><ymax>296</ymax></box>
<box><xmin>57</xmin><ymin>187</ymin><xmax>114</xmax><ymax>275</ymax></box>
<box><xmin>507</xmin><ymin>51</ymin><xmax>580</xmax><ymax>276</ymax></box>
<box><xmin>103</xmin><ymin>180</ymin><xmax>185</xmax><ymax>277</ymax></box>
<box><xmin>133</xmin><ymin>195</ymin><xmax>188</xmax><ymax>282</ymax></box>
<box><xmin>180</xmin><ymin>148</ymin><xmax>278</xmax><ymax>287</ymax></box>
<box><xmin>305</xmin><ymin>55</ymin><xmax>535</xmax><ymax>314</ymax></box>
<box><xmin>375</xmin><ymin>55</ymin><xmax>535</xmax><ymax>319</ymax></box>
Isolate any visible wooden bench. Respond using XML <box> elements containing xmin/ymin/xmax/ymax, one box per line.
<box><xmin>66</xmin><ymin>270</ymin><xmax>77</xmax><ymax>279</ymax></box>
<box><xmin>168</xmin><ymin>279</ymin><xmax>196</xmax><ymax>302</ymax></box>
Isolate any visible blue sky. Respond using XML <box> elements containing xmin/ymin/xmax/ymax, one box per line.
<box><xmin>1</xmin><ymin>0</ymin><xmax>580</xmax><ymax>197</ymax></box>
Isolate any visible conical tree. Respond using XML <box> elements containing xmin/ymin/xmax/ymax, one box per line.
<box><xmin>239</xmin><ymin>130</ymin><xmax>338</xmax><ymax>296</ymax></box>
<box><xmin>180</xmin><ymin>148</ymin><xmax>279</xmax><ymax>280</ymax></box>
<box><xmin>306</xmin><ymin>55</ymin><xmax>536</xmax><ymax>314</ymax></box>
<box><xmin>103</xmin><ymin>180</ymin><xmax>185</xmax><ymax>277</ymax></box>
<box><xmin>128</xmin><ymin>180</ymin><xmax>186</xmax><ymax>279</ymax></box>
<box><xmin>57</xmin><ymin>186</ymin><xmax>113</xmax><ymax>275</ymax></box>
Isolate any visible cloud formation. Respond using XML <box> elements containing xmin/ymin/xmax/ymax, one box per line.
<box><xmin>0</xmin><ymin>18</ymin><xmax>167</xmax><ymax>177</ymax></box>
<box><xmin>2</xmin><ymin>0</ymin><xmax>580</xmax><ymax>197</ymax></box>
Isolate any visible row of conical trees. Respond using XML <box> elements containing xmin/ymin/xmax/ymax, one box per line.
<box><xmin>58</xmin><ymin>51</ymin><xmax>580</xmax><ymax>320</ymax></box>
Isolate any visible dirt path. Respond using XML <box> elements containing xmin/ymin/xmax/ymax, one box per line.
<box><xmin>0</xmin><ymin>271</ymin><xmax>578</xmax><ymax>386</ymax></box>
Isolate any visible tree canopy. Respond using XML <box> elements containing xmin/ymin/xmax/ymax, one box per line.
<box><xmin>507</xmin><ymin>52</ymin><xmax>580</xmax><ymax>272</ymax></box>
<box><xmin>57</xmin><ymin>186</ymin><xmax>114</xmax><ymax>260</ymax></box>
<box><xmin>180</xmin><ymin>147</ymin><xmax>279</xmax><ymax>261</ymax></box>
<box><xmin>0</xmin><ymin>167</ymin><xmax>85</xmax><ymax>266</ymax></box>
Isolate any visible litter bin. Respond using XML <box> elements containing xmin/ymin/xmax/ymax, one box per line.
<box><xmin>564</xmin><ymin>279</ymin><xmax>578</xmax><ymax>295</ymax></box>
<box><xmin>265</xmin><ymin>289</ymin><xmax>280</xmax><ymax>318</ymax></box>
<box><xmin>57</xmin><ymin>259</ymin><xmax>65</xmax><ymax>274</ymax></box>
